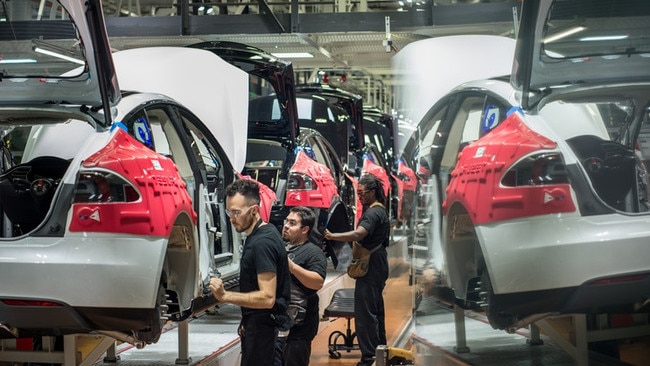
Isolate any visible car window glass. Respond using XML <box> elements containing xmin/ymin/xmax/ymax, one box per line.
<box><xmin>440</xmin><ymin>95</ymin><xmax>486</xmax><ymax>172</ymax></box>
<box><xmin>417</xmin><ymin>104</ymin><xmax>447</xmax><ymax>182</ymax></box>
<box><xmin>542</xmin><ymin>0</ymin><xmax>650</xmax><ymax>60</ymax></box>
<box><xmin>305</xmin><ymin>137</ymin><xmax>327</xmax><ymax>166</ymax></box>
<box><xmin>179</xmin><ymin>114</ymin><xmax>221</xmax><ymax>178</ymax></box>
<box><xmin>146</xmin><ymin>108</ymin><xmax>195</xmax><ymax>193</ymax></box>
<box><xmin>1</xmin><ymin>0</ymin><xmax>84</xmax><ymax>78</ymax></box>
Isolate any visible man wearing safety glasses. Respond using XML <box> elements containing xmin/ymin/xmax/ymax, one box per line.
<box><xmin>209</xmin><ymin>179</ymin><xmax>291</xmax><ymax>366</ymax></box>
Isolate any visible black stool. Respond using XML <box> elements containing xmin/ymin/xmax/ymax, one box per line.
<box><xmin>323</xmin><ymin>288</ymin><xmax>359</xmax><ymax>359</ymax></box>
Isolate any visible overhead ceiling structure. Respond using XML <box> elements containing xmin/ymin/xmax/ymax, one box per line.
<box><xmin>104</xmin><ymin>0</ymin><xmax>521</xmax><ymax>109</ymax></box>
<box><xmin>0</xmin><ymin>0</ymin><xmax>520</xmax><ymax>110</ymax></box>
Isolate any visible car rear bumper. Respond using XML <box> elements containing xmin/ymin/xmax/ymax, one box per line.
<box><xmin>477</xmin><ymin>213</ymin><xmax>650</xmax><ymax>298</ymax></box>
<box><xmin>0</xmin><ymin>233</ymin><xmax>167</xmax><ymax>332</ymax></box>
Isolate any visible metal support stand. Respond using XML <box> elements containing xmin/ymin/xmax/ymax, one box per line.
<box><xmin>175</xmin><ymin>319</ymin><xmax>192</xmax><ymax>365</ymax></box>
<box><xmin>103</xmin><ymin>339</ymin><xmax>119</xmax><ymax>363</ymax></box>
<box><xmin>528</xmin><ymin>323</ymin><xmax>544</xmax><ymax>346</ymax></box>
<box><xmin>453</xmin><ymin>305</ymin><xmax>470</xmax><ymax>354</ymax></box>
<box><xmin>535</xmin><ymin>314</ymin><xmax>589</xmax><ymax>366</ymax></box>
<box><xmin>0</xmin><ymin>334</ymin><xmax>117</xmax><ymax>365</ymax></box>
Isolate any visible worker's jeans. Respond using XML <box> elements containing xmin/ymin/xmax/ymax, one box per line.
<box><xmin>239</xmin><ymin>313</ymin><xmax>278</xmax><ymax>366</ymax></box>
<box><xmin>354</xmin><ymin>255</ymin><xmax>388</xmax><ymax>364</ymax></box>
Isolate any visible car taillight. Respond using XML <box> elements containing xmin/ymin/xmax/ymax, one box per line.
<box><xmin>73</xmin><ymin>170</ymin><xmax>140</xmax><ymax>203</ymax></box>
<box><xmin>501</xmin><ymin>153</ymin><xmax>568</xmax><ymax>187</ymax></box>
<box><xmin>1</xmin><ymin>299</ymin><xmax>62</xmax><ymax>307</ymax></box>
<box><xmin>397</xmin><ymin>172</ymin><xmax>411</xmax><ymax>182</ymax></box>
<box><xmin>287</xmin><ymin>172</ymin><xmax>318</xmax><ymax>190</ymax></box>
<box><xmin>589</xmin><ymin>274</ymin><xmax>648</xmax><ymax>285</ymax></box>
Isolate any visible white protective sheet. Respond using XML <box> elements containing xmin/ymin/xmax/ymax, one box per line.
<box><xmin>392</xmin><ymin>35</ymin><xmax>516</xmax><ymax>153</ymax></box>
<box><xmin>112</xmin><ymin>47</ymin><xmax>249</xmax><ymax>171</ymax></box>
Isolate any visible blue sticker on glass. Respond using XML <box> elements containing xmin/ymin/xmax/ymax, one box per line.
<box><xmin>133</xmin><ymin>117</ymin><xmax>153</xmax><ymax>148</ymax></box>
<box><xmin>482</xmin><ymin>104</ymin><xmax>499</xmax><ymax>133</ymax></box>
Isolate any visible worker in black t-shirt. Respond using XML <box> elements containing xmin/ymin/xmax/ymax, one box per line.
<box><xmin>209</xmin><ymin>179</ymin><xmax>291</xmax><ymax>366</ymax></box>
<box><xmin>324</xmin><ymin>175</ymin><xmax>390</xmax><ymax>366</ymax></box>
<box><xmin>275</xmin><ymin>206</ymin><xmax>327</xmax><ymax>366</ymax></box>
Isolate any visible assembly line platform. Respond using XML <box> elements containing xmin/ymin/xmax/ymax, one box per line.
<box><xmin>1</xmin><ymin>231</ymin><xmax>648</xmax><ymax>366</ymax></box>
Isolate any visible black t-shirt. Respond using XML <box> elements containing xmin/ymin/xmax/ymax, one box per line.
<box><xmin>239</xmin><ymin>222</ymin><xmax>291</xmax><ymax>318</ymax></box>
<box><xmin>358</xmin><ymin>203</ymin><xmax>390</xmax><ymax>250</ymax></box>
<box><xmin>286</xmin><ymin>241</ymin><xmax>327</xmax><ymax>340</ymax></box>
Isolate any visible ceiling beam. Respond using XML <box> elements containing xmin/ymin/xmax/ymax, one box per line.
<box><xmin>105</xmin><ymin>2</ymin><xmax>520</xmax><ymax>37</ymax></box>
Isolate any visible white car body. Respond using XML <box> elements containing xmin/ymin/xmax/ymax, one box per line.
<box><xmin>0</xmin><ymin>0</ymin><xmax>254</xmax><ymax>345</ymax></box>
<box><xmin>408</xmin><ymin>0</ymin><xmax>650</xmax><ymax>331</ymax></box>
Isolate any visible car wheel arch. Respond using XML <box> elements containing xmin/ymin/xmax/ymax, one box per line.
<box><xmin>444</xmin><ymin>201</ymin><xmax>482</xmax><ymax>303</ymax></box>
<box><xmin>164</xmin><ymin>211</ymin><xmax>199</xmax><ymax>315</ymax></box>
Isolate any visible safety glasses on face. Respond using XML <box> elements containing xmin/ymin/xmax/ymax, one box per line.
<box><xmin>225</xmin><ymin>205</ymin><xmax>255</xmax><ymax>218</ymax></box>
<box><xmin>283</xmin><ymin>218</ymin><xmax>303</xmax><ymax>227</ymax></box>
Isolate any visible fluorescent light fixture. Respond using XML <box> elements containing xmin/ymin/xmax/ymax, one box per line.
<box><xmin>580</xmin><ymin>35</ymin><xmax>628</xmax><ymax>42</ymax></box>
<box><xmin>33</xmin><ymin>47</ymin><xmax>85</xmax><ymax>65</ymax></box>
<box><xmin>271</xmin><ymin>52</ymin><xmax>314</xmax><ymax>59</ymax></box>
<box><xmin>543</xmin><ymin>26</ymin><xmax>586</xmax><ymax>43</ymax></box>
<box><xmin>0</xmin><ymin>58</ymin><xmax>37</xmax><ymax>64</ymax></box>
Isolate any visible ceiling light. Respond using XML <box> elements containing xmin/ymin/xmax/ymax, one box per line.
<box><xmin>33</xmin><ymin>47</ymin><xmax>85</xmax><ymax>65</ymax></box>
<box><xmin>0</xmin><ymin>58</ymin><xmax>37</xmax><ymax>64</ymax></box>
<box><xmin>543</xmin><ymin>26</ymin><xmax>586</xmax><ymax>43</ymax></box>
<box><xmin>271</xmin><ymin>52</ymin><xmax>314</xmax><ymax>59</ymax></box>
<box><xmin>580</xmin><ymin>35</ymin><xmax>628</xmax><ymax>42</ymax></box>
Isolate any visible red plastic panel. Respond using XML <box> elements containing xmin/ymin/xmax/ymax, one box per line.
<box><xmin>362</xmin><ymin>157</ymin><xmax>390</xmax><ymax>198</ymax></box>
<box><xmin>443</xmin><ymin>112</ymin><xmax>576</xmax><ymax>224</ymax></box>
<box><xmin>285</xmin><ymin>150</ymin><xmax>339</xmax><ymax>208</ymax></box>
<box><xmin>237</xmin><ymin>173</ymin><xmax>276</xmax><ymax>222</ymax></box>
<box><xmin>70</xmin><ymin>128</ymin><xmax>196</xmax><ymax>236</ymax></box>
<box><xmin>397</xmin><ymin>159</ymin><xmax>418</xmax><ymax>192</ymax></box>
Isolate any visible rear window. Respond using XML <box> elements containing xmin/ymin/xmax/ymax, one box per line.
<box><xmin>543</xmin><ymin>0</ymin><xmax>650</xmax><ymax>59</ymax></box>
<box><xmin>0</xmin><ymin>0</ymin><xmax>86</xmax><ymax>78</ymax></box>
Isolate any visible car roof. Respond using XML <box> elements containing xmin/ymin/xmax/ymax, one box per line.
<box><xmin>512</xmin><ymin>0</ymin><xmax>650</xmax><ymax>109</ymax></box>
<box><xmin>0</xmin><ymin>0</ymin><xmax>119</xmax><ymax>127</ymax></box>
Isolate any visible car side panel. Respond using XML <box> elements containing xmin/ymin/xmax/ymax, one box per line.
<box><xmin>443</xmin><ymin>111</ymin><xmax>575</xmax><ymax>225</ymax></box>
<box><xmin>69</xmin><ymin>128</ymin><xmax>196</xmax><ymax>236</ymax></box>
<box><xmin>285</xmin><ymin>150</ymin><xmax>338</xmax><ymax>209</ymax></box>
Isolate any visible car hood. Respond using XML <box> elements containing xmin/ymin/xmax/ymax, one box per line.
<box><xmin>112</xmin><ymin>47</ymin><xmax>249</xmax><ymax>172</ymax></box>
<box><xmin>512</xmin><ymin>0</ymin><xmax>650</xmax><ymax>109</ymax></box>
<box><xmin>0</xmin><ymin>0</ymin><xmax>119</xmax><ymax>127</ymax></box>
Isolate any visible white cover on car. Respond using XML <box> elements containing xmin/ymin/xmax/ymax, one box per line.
<box><xmin>112</xmin><ymin>47</ymin><xmax>249</xmax><ymax>171</ymax></box>
<box><xmin>392</xmin><ymin>35</ymin><xmax>516</xmax><ymax>152</ymax></box>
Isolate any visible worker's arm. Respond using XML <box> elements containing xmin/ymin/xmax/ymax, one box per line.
<box><xmin>210</xmin><ymin>271</ymin><xmax>276</xmax><ymax>309</ymax></box>
<box><xmin>288</xmin><ymin>259</ymin><xmax>324</xmax><ymax>290</ymax></box>
<box><xmin>324</xmin><ymin>225</ymin><xmax>368</xmax><ymax>243</ymax></box>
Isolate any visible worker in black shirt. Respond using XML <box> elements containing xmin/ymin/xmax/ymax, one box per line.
<box><xmin>209</xmin><ymin>179</ymin><xmax>291</xmax><ymax>366</ymax></box>
<box><xmin>275</xmin><ymin>206</ymin><xmax>328</xmax><ymax>366</ymax></box>
<box><xmin>324</xmin><ymin>175</ymin><xmax>390</xmax><ymax>366</ymax></box>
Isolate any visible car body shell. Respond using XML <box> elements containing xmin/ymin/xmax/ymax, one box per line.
<box><xmin>0</xmin><ymin>0</ymin><xmax>258</xmax><ymax>345</ymax></box>
<box><xmin>189</xmin><ymin>42</ymin><xmax>359</xmax><ymax>269</ymax></box>
<box><xmin>405</xmin><ymin>0</ymin><xmax>650</xmax><ymax>330</ymax></box>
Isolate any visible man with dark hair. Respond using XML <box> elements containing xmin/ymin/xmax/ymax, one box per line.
<box><xmin>275</xmin><ymin>206</ymin><xmax>327</xmax><ymax>366</ymax></box>
<box><xmin>324</xmin><ymin>174</ymin><xmax>390</xmax><ymax>366</ymax></box>
<box><xmin>209</xmin><ymin>179</ymin><xmax>291</xmax><ymax>366</ymax></box>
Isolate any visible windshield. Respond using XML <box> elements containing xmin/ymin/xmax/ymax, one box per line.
<box><xmin>0</xmin><ymin>0</ymin><xmax>86</xmax><ymax>78</ymax></box>
<box><xmin>542</xmin><ymin>0</ymin><xmax>650</xmax><ymax>60</ymax></box>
